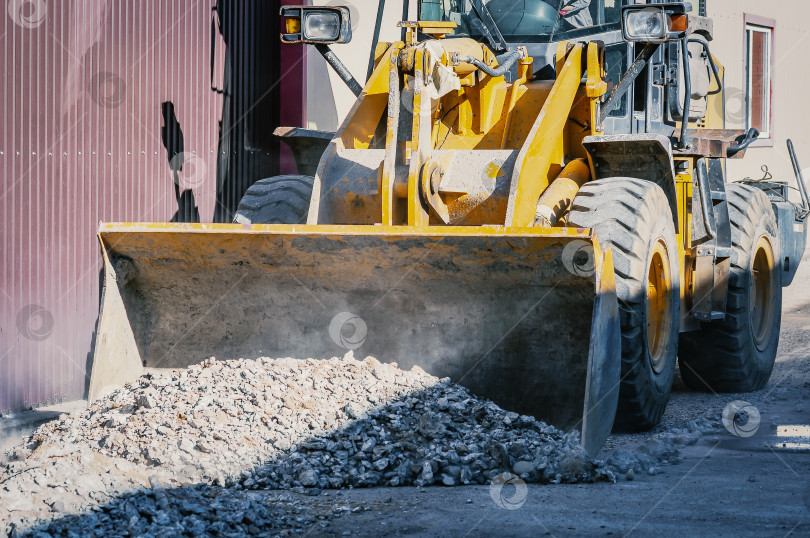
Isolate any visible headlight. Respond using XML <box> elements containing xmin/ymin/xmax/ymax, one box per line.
<box><xmin>621</xmin><ymin>3</ymin><xmax>691</xmax><ymax>44</ymax></box>
<box><xmin>304</xmin><ymin>12</ymin><xmax>341</xmax><ymax>41</ymax></box>
<box><xmin>624</xmin><ymin>9</ymin><xmax>666</xmax><ymax>41</ymax></box>
<box><xmin>280</xmin><ymin>6</ymin><xmax>352</xmax><ymax>44</ymax></box>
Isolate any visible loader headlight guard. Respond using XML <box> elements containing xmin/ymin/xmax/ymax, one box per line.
<box><xmin>621</xmin><ymin>3</ymin><xmax>691</xmax><ymax>44</ymax></box>
<box><xmin>280</xmin><ymin>6</ymin><xmax>352</xmax><ymax>44</ymax></box>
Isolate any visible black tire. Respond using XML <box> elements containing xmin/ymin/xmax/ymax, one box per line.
<box><xmin>233</xmin><ymin>175</ymin><xmax>314</xmax><ymax>224</ymax></box>
<box><xmin>678</xmin><ymin>183</ymin><xmax>782</xmax><ymax>392</ymax></box>
<box><xmin>568</xmin><ymin>178</ymin><xmax>680</xmax><ymax>431</ymax></box>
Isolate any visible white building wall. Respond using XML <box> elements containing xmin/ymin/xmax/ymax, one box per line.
<box><xmin>707</xmin><ymin>0</ymin><xmax>810</xmax><ymax>189</ymax></box>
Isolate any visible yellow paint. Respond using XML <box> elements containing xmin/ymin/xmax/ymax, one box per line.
<box><xmin>380</xmin><ymin>43</ymin><xmax>405</xmax><ymax>226</ymax></box>
<box><xmin>675</xmin><ymin>59</ymin><xmax>727</xmax><ymax>330</ymax></box>
<box><xmin>407</xmin><ymin>47</ymin><xmax>430</xmax><ymax>226</ymax></box>
<box><xmin>435</xmin><ymin>82</ymin><xmax>552</xmax><ymax>150</ymax></box>
<box><xmin>98</xmin><ymin>221</ymin><xmax>596</xmax><ymax>240</ymax></box>
<box><xmin>398</xmin><ymin>21</ymin><xmax>457</xmax><ymax>45</ymax></box>
<box><xmin>586</xmin><ymin>42</ymin><xmax>607</xmax><ymax>98</ymax></box>
<box><xmin>420</xmin><ymin>150</ymin><xmax>456</xmax><ymax>223</ymax></box>
<box><xmin>751</xmin><ymin>235</ymin><xmax>777</xmax><ymax>350</ymax></box>
<box><xmin>322</xmin><ymin>36</ymin><xmax>611</xmax><ymax>229</ymax></box>
<box><xmin>310</xmin><ymin>34</ymin><xmax>618</xmax><ymax>232</ymax></box>
<box><xmin>675</xmin><ymin>166</ymin><xmax>692</xmax><ymax>325</ymax></box>
<box><xmin>586</xmin><ymin>42</ymin><xmax>607</xmax><ymax>136</ymax></box>
<box><xmin>507</xmin><ymin>43</ymin><xmax>585</xmax><ymax>227</ymax></box>
<box><xmin>477</xmin><ymin>75</ymin><xmax>507</xmax><ymax>133</ymax></box>
<box><xmin>338</xmin><ymin>44</ymin><xmax>399</xmax><ymax>149</ymax></box>
<box><xmin>501</xmin><ymin>50</ymin><xmax>532</xmax><ymax>149</ymax></box>
<box><xmin>373</xmin><ymin>42</ymin><xmax>393</xmax><ymax>72</ymax></box>
<box><xmin>646</xmin><ymin>238</ymin><xmax>674</xmax><ymax>373</ymax></box>
<box><xmin>534</xmin><ymin>159</ymin><xmax>591</xmax><ymax>227</ymax></box>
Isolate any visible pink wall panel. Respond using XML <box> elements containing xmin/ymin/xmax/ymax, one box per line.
<box><xmin>0</xmin><ymin>0</ymin><xmax>305</xmax><ymax>410</ymax></box>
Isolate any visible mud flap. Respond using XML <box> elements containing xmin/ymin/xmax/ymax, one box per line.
<box><xmin>90</xmin><ymin>223</ymin><xmax>620</xmax><ymax>455</ymax></box>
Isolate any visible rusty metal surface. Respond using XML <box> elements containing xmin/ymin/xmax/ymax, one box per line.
<box><xmin>90</xmin><ymin>223</ymin><xmax>620</xmax><ymax>455</ymax></box>
<box><xmin>674</xmin><ymin>128</ymin><xmax>750</xmax><ymax>158</ymax></box>
<box><xmin>0</xmin><ymin>1</ymin><xmax>303</xmax><ymax>412</ymax></box>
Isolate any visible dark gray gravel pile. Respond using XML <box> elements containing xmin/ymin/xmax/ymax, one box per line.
<box><xmin>16</xmin><ymin>484</ymin><xmax>346</xmax><ymax>538</ymax></box>
<box><xmin>248</xmin><ymin>382</ymin><xmax>612</xmax><ymax>491</ymax></box>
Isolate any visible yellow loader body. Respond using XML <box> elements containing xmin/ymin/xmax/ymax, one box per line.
<box><xmin>90</xmin><ymin>30</ymin><xmax>623</xmax><ymax>455</ymax></box>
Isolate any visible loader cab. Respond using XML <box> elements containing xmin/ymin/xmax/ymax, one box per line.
<box><xmin>416</xmin><ymin>0</ymin><xmax>628</xmax><ymax>79</ymax></box>
<box><xmin>417</xmin><ymin>0</ymin><xmax>717</xmax><ymax>140</ymax></box>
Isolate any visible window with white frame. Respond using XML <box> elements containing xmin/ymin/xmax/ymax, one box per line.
<box><xmin>745</xmin><ymin>20</ymin><xmax>774</xmax><ymax>140</ymax></box>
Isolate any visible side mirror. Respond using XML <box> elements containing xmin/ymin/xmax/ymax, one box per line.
<box><xmin>621</xmin><ymin>3</ymin><xmax>691</xmax><ymax>43</ymax></box>
<box><xmin>280</xmin><ymin>5</ymin><xmax>352</xmax><ymax>44</ymax></box>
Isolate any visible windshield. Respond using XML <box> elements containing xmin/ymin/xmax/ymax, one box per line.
<box><xmin>419</xmin><ymin>0</ymin><xmax>623</xmax><ymax>42</ymax></box>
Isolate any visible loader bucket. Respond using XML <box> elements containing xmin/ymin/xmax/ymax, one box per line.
<box><xmin>90</xmin><ymin>223</ymin><xmax>620</xmax><ymax>455</ymax></box>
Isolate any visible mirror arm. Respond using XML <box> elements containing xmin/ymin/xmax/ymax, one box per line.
<box><xmin>315</xmin><ymin>43</ymin><xmax>363</xmax><ymax>97</ymax></box>
<box><xmin>598</xmin><ymin>42</ymin><xmax>660</xmax><ymax>128</ymax></box>
<box><xmin>788</xmin><ymin>139</ymin><xmax>810</xmax><ymax>216</ymax></box>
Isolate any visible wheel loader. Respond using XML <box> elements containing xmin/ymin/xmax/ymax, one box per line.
<box><xmin>89</xmin><ymin>1</ymin><xmax>810</xmax><ymax>456</ymax></box>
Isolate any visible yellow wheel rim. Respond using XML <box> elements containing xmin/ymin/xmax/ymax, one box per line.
<box><xmin>646</xmin><ymin>239</ymin><xmax>673</xmax><ymax>374</ymax></box>
<box><xmin>750</xmin><ymin>236</ymin><xmax>776</xmax><ymax>351</ymax></box>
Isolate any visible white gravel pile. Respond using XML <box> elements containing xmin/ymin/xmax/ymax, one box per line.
<box><xmin>33</xmin><ymin>354</ymin><xmax>611</xmax><ymax>488</ymax></box>
<box><xmin>1</xmin><ymin>353</ymin><xmax>696</xmax><ymax>536</ymax></box>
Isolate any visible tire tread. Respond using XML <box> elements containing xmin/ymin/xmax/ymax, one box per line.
<box><xmin>568</xmin><ymin>178</ymin><xmax>680</xmax><ymax>431</ymax></box>
<box><xmin>233</xmin><ymin>175</ymin><xmax>315</xmax><ymax>225</ymax></box>
<box><xmin>678</xmin><ymin>183</ymin><xmax>782</xmax><ymax>392</ymax></box>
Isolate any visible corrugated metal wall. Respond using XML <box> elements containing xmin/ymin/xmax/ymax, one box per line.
<box><xmin>1</xmin><ymin>0</ymin><xmax>301</xmax><ymax>411</ymax></box>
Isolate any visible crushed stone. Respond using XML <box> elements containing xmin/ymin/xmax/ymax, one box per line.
<box><xmin>1</xmin><ymin>354</ymin><xmax>695</xmax><ymax>536</ymax></box>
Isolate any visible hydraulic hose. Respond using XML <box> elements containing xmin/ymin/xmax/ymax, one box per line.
<box><xmin>454</xmin><ymin>49</ymin><xmax>523</xmax><ymax>78</ymax></box>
